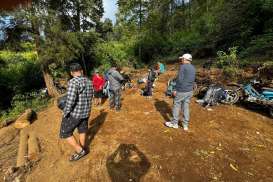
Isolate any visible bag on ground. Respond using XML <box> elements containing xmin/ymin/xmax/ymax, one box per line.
<box><xmin>202</xmin><ymin>84</ymin><xmax>226</xmax><ymax>106</ymax></box>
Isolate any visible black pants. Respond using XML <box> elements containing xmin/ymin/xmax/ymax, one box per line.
<box><xmin>59</xmin><ymin>116</ymin><xmax>88</xmax><ymax>139</ymax></box>
<box><xmin>144</xmin><ymin>81</ymin><xmax>153</xmax><ymax>96</ymax></box>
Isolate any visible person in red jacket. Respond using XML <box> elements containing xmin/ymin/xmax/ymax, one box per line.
<box><xmin>92</xmin><ymin>70</ymin><xmax>105</xmax><ymax>106</ymax></box>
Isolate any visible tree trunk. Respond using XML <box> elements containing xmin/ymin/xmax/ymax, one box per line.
<box><xmin>42</xmin><ymin>68</ymin><xmax>60</xmax><ymax>97</ymax></box>
<box><xmin>76</xmin><ymin>1</ymin><xmax>81</xmax><ymax>32</ymax></box>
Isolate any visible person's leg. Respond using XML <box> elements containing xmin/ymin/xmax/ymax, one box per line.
<box><xmin>78</xmin><ymin>118</ymin><xmax>88</xmax><ymax>149</ymax></box>
<box><xmin>98</xmin><ymin>97</ymin><xmax>102</xmax><ymax>105</ymax></box>
<box><xmin>65</xmin><ymin>136</ymin><xmax>83</xmax><ymax>153</ymax></box>
<box><xmin>165</xmin><ymin>92</ymin><xmax>182</xmax><ymax>128</ymax></box>
<box><xmin>148</xmin><ymin>81</ymin><xmax>153</xmax><ymax>96</ymax></box>
<box><xmin>109</xmin><ymin>90</ymin><xmax>115</xmax><ymax>108</ymax></box>
<box><xmin>79</xmin><ymin>133</ymin><xmax>86</xmax><ymax>149</ymax></box>
<box><xmin>60</xmin><ymin>116</ymin><xmax>83</xmax><ymax>153</ymax></box>
<box><xmin>115</xmin><ymin>89</ymin><xmax>121</xmax><ymax>110</ymax></box>
<box><xmin>182</xmin><ymin>92</ymin><xmax>193</xmax><ymax>129</ymax></box>
<box><xmin>94</xmin><ymin>97</ymin><xmax>97</xmax><ymax>106</ymax></box>
<box><xmin>172</xmin><ymin>93</ymin><xmax>183</xmax><ymax>125</ymax></box>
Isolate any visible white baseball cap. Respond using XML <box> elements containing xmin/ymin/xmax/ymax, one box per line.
<box><xmin>179</xmin><ymin>53</ymin><xmax>192</xmax><ymax>61</ymax></box>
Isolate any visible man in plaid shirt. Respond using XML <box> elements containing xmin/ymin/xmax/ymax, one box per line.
<box><xmin>60</xmin><ymin>63</ymin><xmax>93</xmax><ymax>161</ymax></box>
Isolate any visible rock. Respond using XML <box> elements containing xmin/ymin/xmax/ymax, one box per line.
<box><xmin>5</xmin><ymin>167</ymin><xmax>18</xmax><ymax>176</ymax></box>
<box><xmin>14</xmin><ymin>109</ymin><xmax>36</xmax><ymax>129</ymax></box>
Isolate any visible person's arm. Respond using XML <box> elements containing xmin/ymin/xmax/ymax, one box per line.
<box><xmin>63</xmin><ymin>80</ymin><xmax>78</xmax><ymax>117</ymax></box>
<box><xmin>114</xmin><ymin>71</ymin><xmax>124</xmax><ymax>82</ymax></box>
<box><xmin>174</xmin><ymin>66</ymin><xmax>184</xmax><ymax>95</ymax></box>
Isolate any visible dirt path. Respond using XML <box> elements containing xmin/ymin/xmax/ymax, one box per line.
<box><xmin>7</xmin><ymin>69</ymin><xmax>273</xmax><ymax>182</ymax></box>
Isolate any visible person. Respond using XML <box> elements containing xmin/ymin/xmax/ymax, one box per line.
<box><xmin>120</xmin><ymin>70</ymin><xmax>133</xmax><ymax>90</ymax></box>
<box><xmin>165</xmin><ymin>53</ymin><xmax>196</xmax><ymax>131</ymax></box>
<box><xmin>142</xmin><ymin>67</ymin><xmax>156</xmax><ymax>98</ymax></box>
<box><xmin>59</xmin><ymin>63</ymin><xmax>93</xmax><ymax>161</ymax></box>
<box><xmin>106</xmin><ymin>64</ymin><xmax>124</xmax><ymax>111</ymax></box>
<box><xmin>158</xmin><ymin>62</ymin><xmax>166</xmax><ymax>74</ymax></box>
<box><xmin>92</xmin><ymin>70</ymin><xmax>105</xmax><ymax>106</ymax></box>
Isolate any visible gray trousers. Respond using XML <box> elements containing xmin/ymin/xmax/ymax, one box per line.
<box><xmin>172</xmin><ymin>91</ymin><xmax>193</xmax><ymax>127</ymax></box>
<box><xmin>109</xmin><ymin>89</ymin><xmax>121</xmax><ymax>109</ymax></box>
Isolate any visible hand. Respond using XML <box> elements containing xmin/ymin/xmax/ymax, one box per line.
<box><xmin>172</xmin><ymin>91</ymin><xmax>177</xmax><ymax>97</ymax></box>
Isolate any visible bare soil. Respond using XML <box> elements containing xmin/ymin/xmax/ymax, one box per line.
<box><xmin>1</xmin><ymin>66</ymin><xmax>273</xmax><ymax>182</ymax></box>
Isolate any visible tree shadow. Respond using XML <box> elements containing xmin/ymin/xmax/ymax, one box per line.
<box><xmin>154</xmin><ymin>99</ymin><xmax>172</xmax><ymax>121</ymax></box>
<box><xmin>106</xmin><ymin>144</ymin><xmax>151</xmax><ymax>182</ymax></box>
<box><xmin>85</xmin><ymin>111</ymin><xmax>108</xmax><ymax>149</ymax></box>
<box><xmin>237</xmin><ymin>102</ymin><xmax>273</xmax><ymax>119</ymax></box>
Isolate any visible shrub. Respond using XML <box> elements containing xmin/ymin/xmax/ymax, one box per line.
<box><xmin>241</xmin><ymin>33</ymin><xmax>273</xmax><ymax>58</ymax></box>
<box><xmin>95</xmin><ymin>39</ymin><xmax>136</xmax><ymax>71</ymax></box>
<box><xmin>216</xmin><ymin>47</ymin><xmax>239</xmax><ymax>80</ymax></box>
<box><xmin>0</xmin><ymin>91</ymin><xmax>50</xmax><ymax>122</ymax></box>
<box><xmin>0</xmin><ymin>50</ymin><xmax>44</xmax><ymax>110</ymax></box>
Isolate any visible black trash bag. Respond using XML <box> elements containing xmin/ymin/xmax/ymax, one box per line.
<box><xmin>57</xmin><ymin>95</ymin><xmax>67</xmax><ymax>110</ymax></box>
<box><xmin>203</xmin><ymin>84</ymin><xmax>226</xmax><ymax>106</ymax></box>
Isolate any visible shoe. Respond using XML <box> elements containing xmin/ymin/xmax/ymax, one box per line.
<box><xmin>183</xmin><ymin>126</ymin><xmax>189</xmax><ymax>131</ymax></box>
<box><xmin>69</xmin><ymin>149</ymin><xmax>87</xmax><ymax>162</ymax></box>
<box><xmin>115</xmin><ymin>107</ymin><xmax>121</xmax><ymax>112</ymax></box>
<box><xmin>165</xmin><ymin>121</ymin><xmax>179</xmax><ymax>129</ymax></box>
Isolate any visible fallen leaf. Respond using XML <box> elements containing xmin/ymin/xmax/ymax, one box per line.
<box><xmin>247</xmin><ymin>172</ymin><xmax>254</xmax><ymax>176</ymax></box>
<box><xmin>230</xmin><ymin>163</ymin><xmax>239</xmax><ymax>172</ymax></box>
<box><xmin>256</xmin><ymin>145</ymin><xmax>266</xmax><ymax>148</ymax></box>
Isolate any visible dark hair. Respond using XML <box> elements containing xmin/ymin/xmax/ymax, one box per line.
<box><xmin>70</xmin><ymin>63</ymin><xmax>82</xmax><ymax>72</ymax></box>
<box><xmin>111</xmin><ymin>62</ymin><xmax>118</xmax><ymax>68</ymax></box>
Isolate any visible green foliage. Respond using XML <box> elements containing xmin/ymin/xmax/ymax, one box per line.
<box><xmin>20</xmin><ymin>42</ymin><xmax>36</xmax><ymax>52</ymax></box>
<box><xmin>216</xmin><ymin>47</ymin><xmax>239</xmax><ymax>80</ymax></box>
<box><xmin>0</xmin><ymin>92</ymin><xmax>50</xmax><ymax>122</ymax></box>
<box><xmin>0</xmin><ymin>50</ymin><xmax>43</xmax><ymax>110</ymax></box>
<box><xmin>115</xmin><ymin>0</ymin><xmax>273</xmax><ymax>63</ymax></box>
<box><xmin>241</xmin><ymin>33</ymin><xmax>273</xmax><ymax>58</ymax></box>
<box><xmin>95</xmin><ymin>38</ymin><xmax>137</xmax><ymax>71</ymax></box>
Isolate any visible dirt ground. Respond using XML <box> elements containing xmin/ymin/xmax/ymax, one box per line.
<box><xmin>1</xmin><ymin>66</ymin><xmax>273</xmax><ymax>182</ymax></box>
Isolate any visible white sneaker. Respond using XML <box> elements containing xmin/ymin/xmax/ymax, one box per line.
<box><xmin>183</xmin><ymin>126</ymin><xmax>189</xmax><ymax>131</ymax></box>
<box><xmin>165</xmin><ymin>122</ymin><xmax>179</xmax><ymax>129</ymax></box>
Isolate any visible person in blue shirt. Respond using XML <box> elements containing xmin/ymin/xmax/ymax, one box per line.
<box><xmin>165</xmin><ymin>54</ymin><xmax>196</xmax><ymax>131</ymax></box>
<box><xmin>158</xmin><ymin>62</ymin><xmax>166</xmax><ymax>74</ymax></box>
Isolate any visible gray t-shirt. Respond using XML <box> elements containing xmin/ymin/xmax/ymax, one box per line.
<box><xmin>107</xmin><ymin>68</ymin><xmax>124</xmax><ymax>91</ymax></box>
<box><xmin>175</xmin><ymin>64</ymin><xmax>196</xmax><ymax>92</ymax></box>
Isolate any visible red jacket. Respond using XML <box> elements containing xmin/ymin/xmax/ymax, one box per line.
<box><xmin>92</xmin><ymin>74</ymin><xmax>105</xmax><ymax>92</ymax></box>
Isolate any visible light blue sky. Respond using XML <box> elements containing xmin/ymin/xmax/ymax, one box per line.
<box><xmin>103</xmin><ymin>0</ymin><xmax>118</xmax><ymax>23</ymax></box>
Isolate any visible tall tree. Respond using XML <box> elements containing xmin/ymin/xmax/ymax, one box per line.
<box><xmin>27</xmin><ymin>0</ymin><xmax>103</xmax><ymax>97</ymax></box>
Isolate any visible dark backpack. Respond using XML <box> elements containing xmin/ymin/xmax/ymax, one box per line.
<box><xmin>57</xmin><ymin>95</ymin><xmax>67</xmax><ymax>110</ymax></box>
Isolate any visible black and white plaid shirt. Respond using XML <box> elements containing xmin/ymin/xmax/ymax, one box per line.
<box><xmin>63</xmin><ymin>76</ymin><xmax>93</xmax><ymax>119</ymax></box>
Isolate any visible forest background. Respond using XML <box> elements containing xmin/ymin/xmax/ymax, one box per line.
<box><xmin>0</xmin><ymin>0</ymin><xmax>272</xmax><ymax>121</ymax></box>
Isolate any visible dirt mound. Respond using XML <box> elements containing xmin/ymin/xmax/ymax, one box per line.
<box><xmin>1</xmin><ymin>66</ymin><xmax>273</xmax><ymax>182</ymax></box>
<box><xmin>0</xmin><ymin>126</ymin><xmax>19</xmax><ymax>180</ymax></box>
